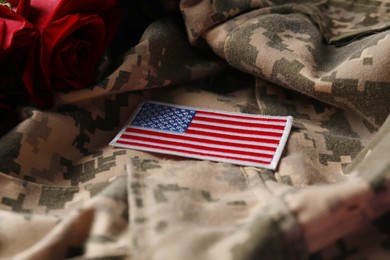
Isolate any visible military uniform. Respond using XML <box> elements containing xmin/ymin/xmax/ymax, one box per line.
<box><xmin>0</xmin><ymin>0</ymin><xmax>390</xmax><ymax>259</ymax></box>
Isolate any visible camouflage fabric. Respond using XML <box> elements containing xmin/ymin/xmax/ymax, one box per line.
<box><xmin>1</xmin><ymin>0</ymin><xmax>390</xmax><ymax>259</ymax></box>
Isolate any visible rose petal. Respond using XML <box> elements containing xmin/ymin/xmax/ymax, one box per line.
<box><xmin>15</xmin><ymin>0</ymin><xmax>31</xmax><ymax>17</ymax></box>
<box><xmin>24</xmin><ymin>0</ymin><xmax>122</xmax><ymax>106</ymax></box>
<box><xmin>0</xmin><ymin>4</ymin><xmax>37</xmax><ymax>95</ymax></box>
<box><xmin>22</xmin><ymin>42</ymin><xmax>54</xmax><ymax>108</ymax></box>
<box><xmin>40</xmin><ymin>14</ymin><xmax>105</xmax><ymax>89</ymax></box>
<box><xmin>58</xmin><ymin>38</ymin><xmax>92</xmax><ymax>76</ymax></box>
<box><xmin>52</xmin><ymin>38</ymin><xmax>95</xmax><ymax>90</ymax></box>
<box><xmin>0</xmin><ymin>5</ymin><xmax>35</xmax><ymax>49</ymax></box>
<box><xmin>29</xmin><ymin>0</ymin><xmax>59</xmax><ymax>28</ymax></box>
<box><xmin>31</xmin><ymin>0</ymin><xmax>121</xmax><ymax>52</ymax></box>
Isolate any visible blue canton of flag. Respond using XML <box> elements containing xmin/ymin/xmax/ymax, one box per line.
<box><xmin>130</xmin><ymin>103</ymin><xmax>196</xmax><ymax>133</ymax></box>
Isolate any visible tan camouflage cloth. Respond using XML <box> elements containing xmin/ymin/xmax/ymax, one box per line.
<box><xmin>1</xmin><ymin>0</ymin><xmax>390</xmax><ymax>259</ymax></box>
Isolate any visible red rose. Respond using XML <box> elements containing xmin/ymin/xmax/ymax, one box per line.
<box><xmin>24</xmin><ymin>0</ymin><xmax>122</xmax><ymax>108</ymax></box>
<box><xmin>0</xmin><ymin>1</ymin><xmax>37</xmax><ymax>88</ymax></box>
<box><xmin>0</xmin><ymin>1</ymin><xmax>36</xmax><ymax>135</ymax></box>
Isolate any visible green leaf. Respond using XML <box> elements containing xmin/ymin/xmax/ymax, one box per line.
<box><xmin>0</xmin><ymin>1</ymin><xmax>11</xmax><ymax>10</ymax></box>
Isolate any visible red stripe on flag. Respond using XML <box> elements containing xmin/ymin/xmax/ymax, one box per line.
<box><xmin>119</xmin><ymin>133</ymin><xmax>274</xmax><ymax>159</ymax></box>
<box><xmin>184</xmin><ymin>128</ymin><xmax>281</xmax><ymax>144</ymax></box>
<box><xmin>196</xmin><ymin>110</ymin><xmax>287</xmax><ymax>123</ymax></box>
<box><xmin>123</xmin><ymin>129</ymin><xmax>278</xmax><ymax>151</ymax></box>
<box><xmin>116</xmin><ymin>140</ymin><xmax>272</xmax><ymax>165</ymax></box>
<box><xmin>188</xmin><ymin>123</ymin><xmax>283</xmax><ymax>137</ymax></box>
<box><xmin>193</xmin><ymin>116</ymin><xmax>285</xmax><ymax>130</ymax></box>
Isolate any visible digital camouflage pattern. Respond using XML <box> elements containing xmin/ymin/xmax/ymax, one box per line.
<box><xmin>0</xmin><ymin>0</ymin><xmax>390</xmax><ymax>259</ymax></box>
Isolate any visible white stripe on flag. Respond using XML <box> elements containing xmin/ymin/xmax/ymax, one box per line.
<box><xmin>190</xmin><ymin>120</ymin><xmax>285</xmax><ymax>133</ymax></box>
<box><xmin>194</xmin><ymin>113</ymin><xmax>287</xmax><ymax>126</ymax></box>
<box><xmin>124</xmin><ymin>129</ymin><xmax>279</xmax><ymax>148</ymax></box>
<box><xmin>117</xmin><ymin>139</ymin><xmax>273</xmax><ymax>162</ymax></box>
<box><xmin>185</xmin><ymin>127</ymin><xmax>282</xmax><ymax>140</ymax></box>
<box><xmin>122</xmin><ymin>131</ymin><xmax>276</xmax><ymax>155</ymax></box>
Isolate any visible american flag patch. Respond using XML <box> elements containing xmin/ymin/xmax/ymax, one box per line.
<box><xmin>110</xmin><ymin>101</ymin><xmax>293</xmax><ymax>170</ymax></box>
